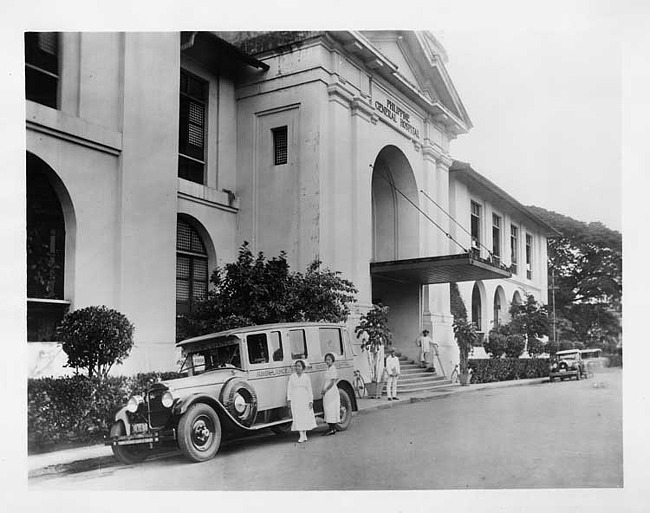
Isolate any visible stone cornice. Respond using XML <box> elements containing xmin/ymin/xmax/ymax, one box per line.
<box><xmin>421</xmin><ymin>143</ymin><xmax>453</xmax><ymax>169</ymax></box>
<box><xmin>350</xmin><ymin>96</ymin><xmax>374</xmax><ymax>121</ymax></box>
<box><xmin>327</xmin><ymin>81</ymin><xmax>355</xmax><ymax>107</ymax></box>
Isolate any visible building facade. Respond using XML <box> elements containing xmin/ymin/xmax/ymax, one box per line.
<box><xmin>26</xmin><ymin>31</ymin><xmax>554</xmax><ymax>378</ymax></box>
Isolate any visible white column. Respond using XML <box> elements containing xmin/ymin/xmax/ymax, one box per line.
<box><xmin>431</xmin><ymin>155</ymin><xmax>456</xmax><ymax>377</ymax></box>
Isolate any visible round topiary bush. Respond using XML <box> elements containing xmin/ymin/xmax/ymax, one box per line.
<box><xmin>57</xmin><ymin>305</ymin><xmax>135</xmax><ymax>378</ymax></box>
<box><xmin>484</xmin><ymin>330</ymin><xmax>507</xmax><ymax>358</ymax></box>
<box><xmin>504</xmin><ymin>334</ymin><xmax>526</xmax><ymax>358</ymax></box>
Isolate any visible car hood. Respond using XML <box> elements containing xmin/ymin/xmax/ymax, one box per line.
<box><xmin>160</xmin><ymin>368</ymin><xmax>245</xmax><ymax>392</ymax></box>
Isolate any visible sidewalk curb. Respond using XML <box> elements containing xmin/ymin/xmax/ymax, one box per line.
<box><xmin>29</xmin><ymin>377</ymin><xmax>548</xmax><ymax>480</ymax></box>
<box><xmin>354</xmin><ymin>377</ymin><xmax>548</xmax><ymax>416</ymax></box>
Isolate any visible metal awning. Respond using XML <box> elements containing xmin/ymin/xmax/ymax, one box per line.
<box><xmin>370</xmin><ymin>253</ymin><xmax>511</xmax><ymax>284</ymax></box>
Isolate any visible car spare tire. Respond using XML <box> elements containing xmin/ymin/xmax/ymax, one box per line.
<box><xmin>220</xmin><ymin>378</ymin><xmax>258</xmax><ymax>427</ymax></box>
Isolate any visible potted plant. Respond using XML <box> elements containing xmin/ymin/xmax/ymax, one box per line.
<box><xmin>453</xmin><ymin>317</ymin><xmax>479</xmax><ymax>386</ymax></box>
<box><xmin>355</xmin><ymin>304</ymin><xmax>392</xmax><ymax>398</ymax></box>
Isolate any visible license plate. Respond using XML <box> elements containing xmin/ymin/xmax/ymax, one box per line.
<box><xmin>131</xmin><ymin>423</ymin><xmax>149</xmax><ymax>433</ymax></box>
<box><xmin>559</xmin><ymin>369</ymin><xmax>566</xmax><ymax>373</ymax></box>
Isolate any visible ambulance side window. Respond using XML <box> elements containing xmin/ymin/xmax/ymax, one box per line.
<box><xmin>270</xmin><ymin>331</ymin><xmax>284</xmax><ymax>362</ymax></box>
<box><xmin>247</xmin><ymin>333</ymin><xmax>269</xmax><ymax>365</ymax></box>
<box><xmin>289</xmin><ymin>329</ymin><xmax>307</xmax><ymax>360</ymax></box>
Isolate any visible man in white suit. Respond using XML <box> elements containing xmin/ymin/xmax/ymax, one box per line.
<box><xmin>385</xmin><ymin>347</ymin><xmax>401</xmax><ymax>400</ymax></box>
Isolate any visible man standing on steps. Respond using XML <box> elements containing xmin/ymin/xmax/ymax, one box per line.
<box><xmin>426</xmin><ymin>338</ymin><xmax>439</xmax><ymax>374</ymax></box>
<box><xmin>416</xmin><ymin>329</ymin><xmax>434</xmax><ymax>370</ymax></box>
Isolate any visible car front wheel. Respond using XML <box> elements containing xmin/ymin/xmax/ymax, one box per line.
<box><xmin>109</xmin><ymin>421</ymin><xmax>150</xmax><ymax>465</ymax></box>
<box><xmin>178</xmin><ymin>403</ymin><xmax>222</xmax><ymax>463</ymax></box>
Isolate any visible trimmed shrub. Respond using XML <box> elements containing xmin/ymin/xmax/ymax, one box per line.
<box><xmin>28</xmin><ymin>371</ymin><xmax>182</xmax><ymax>453</ymax></box>
<box><xmin>57</xmin><ymin>306</ymin><xmax>135</xmax><ymax>377</ymax></box>
<box><xmin>484</xmin><ymin>331</ymin><xmax>507</xmax><ymax>358</ymax></box>
<box><xmin>605</xmin><ymin>354</ymin><xmax>622</xmax><ymax>367</ymax></box>
<box><xmin>504</xmin><ymin>334</ymin><xmax>525</xmax><ymax>358</ymax></box>
<box><xmin>468</xmin><ymin>358</ymin><xmax>550</xmax><ymax>384</ymax></box>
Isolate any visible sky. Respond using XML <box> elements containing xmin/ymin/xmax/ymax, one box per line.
<box><xmin>438</xmin><ymin>28</ymin><xmax>622</xmax><ymax>231</ymax></box>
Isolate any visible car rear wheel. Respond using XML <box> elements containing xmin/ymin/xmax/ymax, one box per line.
<box><xmin>109</xmin><ymin>421</ymin><xmax>151</xmax><ymax>465</ymax></box>
<box><xmin>178</xmin><ymin>403</ymin><xmax>222</xmax><ymax>463</ymax></box>
<box><xmin>335</xmin><ymin>388</ymin><xmax>353</xmax><ymax>431</ymax></box>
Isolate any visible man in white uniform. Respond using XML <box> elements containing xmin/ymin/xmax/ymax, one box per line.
<box><xmin>384</xmin><ymin>347</ymin><xmax>401</xmax><ymax>400</ymax></box>
<box><xmin>416</xmin><ymin>330</ymin><xmax>434</xmax><ymax>369</ymax></box>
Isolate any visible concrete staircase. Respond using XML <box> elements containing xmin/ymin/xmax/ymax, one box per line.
<box><xmin>382</xmin><ymin>355</ymin><xmax>453</xmax><ymax>395</ymax></box>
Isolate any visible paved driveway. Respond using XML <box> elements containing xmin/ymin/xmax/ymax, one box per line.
<box><xmin>30</xmin><ymin>368</ymin><xmax>622</xmax><ymax>490</ymax></box>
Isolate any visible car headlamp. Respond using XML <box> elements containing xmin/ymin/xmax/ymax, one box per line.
<box><xmin>126</xmin><ymin>395</ymin><xmax>143</xmax><ymax>413</ymax></box>
<box><xmin>161</xmin><ymin>391</ymin><xmax>174</xmax><ymax>408</ymax></box>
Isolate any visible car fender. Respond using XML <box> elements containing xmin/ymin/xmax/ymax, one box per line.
<box><xmin>172</xmin><ymin>393</ymin><xmax>250</xmax><ymax>431</ymax></box>
<box><xmin>337</xmin><ymin>379</ymin><xmax>358</xmax><ymax>411</ymax></box>
<box><xmin>114</xmin><ymin>406</ymin><xmax>131</xmax><ymax>435</ymax></box>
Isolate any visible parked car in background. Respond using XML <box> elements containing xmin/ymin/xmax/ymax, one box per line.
<box><xmin>106</xmin><ymin>323</ymin><xmax>358</xmax><ymax>464</ymax></box>
<box><xmin>549</xmin><ymin>349</ymin><xmax>586</xmax><ymax>382</ymax></box>
<box><xmin>580</xmin><ymin>348</ymin><xmax>603</xmax><ymax>378</ymax></box>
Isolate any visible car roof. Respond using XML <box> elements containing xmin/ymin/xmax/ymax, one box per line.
<box><xmin>556</xmin><ymin>349</ymin><xmax>580</xmax><ymax>355</ymax></box>
<box><xmin>177</xmin><ymin>322</ymin><xmax>346</xmax><ymax>347</ymax></box>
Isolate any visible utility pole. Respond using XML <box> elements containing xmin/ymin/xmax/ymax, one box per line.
<box><xmin>550</xmin><ymin>269</ymin><xmax>558</xmax><ymax>344</ymax></box>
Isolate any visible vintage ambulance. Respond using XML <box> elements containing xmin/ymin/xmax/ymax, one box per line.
<box><xmin>107</xmin><ymin>322</ymin><xmax>358</xmax><ymax>463</ymax></box>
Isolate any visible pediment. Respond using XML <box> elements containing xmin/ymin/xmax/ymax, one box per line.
<box><xmin>361</xmin><ymin>30</ymin><xmax>471</xmax><ymax>129</ymax></box>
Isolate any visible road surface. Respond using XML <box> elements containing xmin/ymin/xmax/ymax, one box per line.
<box><xmin>30</xmin><ymin>368</ymin><xmax>622</xmax><ymax>490</ymax></box>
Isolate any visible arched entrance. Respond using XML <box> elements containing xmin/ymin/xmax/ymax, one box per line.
<box><xmin>370</xmin><ymin>145</ymin><xmax>421</xmax><ymax>358</ymax></box>
<box><xmin>26</xmin><ymin>152</ymin><xmax>76</xmax><ymax>342</ymax></box>
<box><xmin>371</xmin><ymin>145</ymin><xmax>419</xmax><ymax>262</ymax></box>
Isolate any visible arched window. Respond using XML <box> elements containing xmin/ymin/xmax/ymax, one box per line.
<box><xmin>176</xmin><ymin>219</ymin><xmax>208</xmax><ymax>314</ymax></box>
<box><xmin>471</xmin><ymin>283</ymin><xmax>482</xmax><ymax>331</ymax></box>
<box><xmin>494</xmin><ymin>289</ymin><xmax>502</xmax><ymax>327</ymax></box>
<box><xmin>27</xmin><ymin>165</ymin><xmax>65</xmax><ymax>300</ymax></box>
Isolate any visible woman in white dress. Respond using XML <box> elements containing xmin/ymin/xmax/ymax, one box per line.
<box><xmin>286</xmin><ymin>360</ymin><xmax>317</xmax><ymax>443</ymax></box>
<box><xmin>321</xmin><ymin>353</ymin><xmax>341</xmax><ymax>436</ymax></box>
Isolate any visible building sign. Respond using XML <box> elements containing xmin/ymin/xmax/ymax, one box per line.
<box><xmin>374</xmin><ymin>91</ymin><xmax>421</xmax><ymax>139</ymax></box>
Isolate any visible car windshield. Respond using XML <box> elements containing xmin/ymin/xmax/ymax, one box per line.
<box><xmin>557</xmin><ymin>353</ymin><xmax>579</xmax><ymax>360</ymax></box>
<box><xmin>180</xmin><ymin>336</ymin><xmax>242</xmax><ymax>375</ymax></box>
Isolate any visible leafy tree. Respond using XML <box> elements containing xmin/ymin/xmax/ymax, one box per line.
<box><xmin>354</xmin><ymin>304</ymin><xmax>392</xmax><ymax>349</ymax></box>
<box><xmin>559</xmin><ymin>341</ymin><xmax>575</xmax><ymax>351</ymax></box>
<box><xmin>526</xmin><ymin>336</ymin><xmax>544</xmax><ymax>358</ymax></box>
<box><xmin>527</xmin><ymin>206</ymin><xmax>621</xmax><ymax>349</ymax></box>
<box><xmin>177</xmin><ymin>242</ymin><xmax>358</xmax><ymax>341</ymax></box>
<box><xmin>57</xmin><ymin>306</ymin><xmax>135</xmax><ymax>378</ymax></box>
<box><xmin>508</xmin><ymin>293</ymin><xmax>550</xmax><ymax>343</ymax></box>
<box><xmin>453</xmin><ymin>317</ymin><xmax>479</xmax><ymax>380</ymax></box>
<box><xmin>450</xmin><ymin>282</ymin><xmax>467</xmax><ymax>321</ymax></box>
